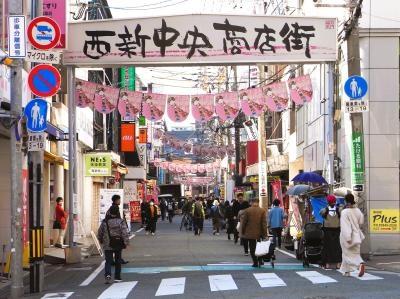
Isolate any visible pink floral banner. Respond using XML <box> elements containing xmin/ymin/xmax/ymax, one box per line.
<box><xmin>262</xmin><ymin>82</ymin><xmax>289</xmax><ymax>112</ymax></box>
<box><xmin>239</xmin><ymin>87</ymin><xmax>265</xmax><ymax>116</ymax></box>
<box><xmin>167</xmin><ymin>95</ymin><xmax>190</xmax><ymax>122</ymax></box>
<box><xmin>288</xmin><ymin>75</ymin><xmax>313</xmax><ymax>105</ymax></box>
<box><xmin>75</xmin><ymin>79</ymin><xmax>96</xmax><ymax>108</ymax></box>
<box><xmin>94</xmin><ymin>85</ymin><xmax>119</xmax><ymax>114</ymax></box>
<box><xmin>142</xmin><ymin>93</ymin><xmax>166</xmax><ymax>121</ymax></box>
<box><xmin>191</xmin><ymin>94</ymin><xmax>215</xmax><ymax>123</ymax></box>
<box><xmin>215</xmin><ymin>92</ymin><xmax>240</xmax><ymax>121</ymax></box>
<box><xmin>118</xmin><ymin>90</ymin><xmax>142</xmax><ymax>118</ymax></box>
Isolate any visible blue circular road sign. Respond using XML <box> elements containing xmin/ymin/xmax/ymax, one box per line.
<box><xmin>24</xmin><ymin>98</ymin><xmax>48</xmax><ymax>133</ymax></box>
<box><xmin>344</xmin><ymin>75</ymin><xmax>368</xmax><ymax>99</ymax></box>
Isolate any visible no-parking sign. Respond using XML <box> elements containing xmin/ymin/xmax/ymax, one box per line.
<box><xmin>27</xmin><ymin>16</ymin><xmax>60</xmax><ymax>50</ymax></box>
<box><xmin>28</xmin><ymin>64</ymin><xmax>61</xmax><ymax>97</ymax></box>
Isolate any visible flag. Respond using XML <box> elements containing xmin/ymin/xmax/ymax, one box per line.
<box><xmin>167</xmin><ymin>95</ymin><xmax>190</xmax><ymax>122</ymax></box>
<box><xmin>215</xmin><ymin>91</ymin><xmax>240</xmax><ymax>121</ymax></box>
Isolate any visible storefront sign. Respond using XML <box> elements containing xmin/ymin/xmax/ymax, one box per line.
<box><xmin>25</xmin><ymin>49</ymin><xmax>61</xmax><ymax>64</ymax></box>
<box><xmin>76</xmin><ymin>107</ymin><xmax>94</xmax><ymax>149</ymax></box>
<box><xmin>121</xmin><ymin>123</ymin><xmax>135</xmax><ymax>152</ymax></box>
<box><xmin>137</xmin><ymin>144</ymin><xmax>147</xmax><ymax>166</ymax></box>
<box><xmin>138</xmin><ymin>128</ymin><xmax>147</xmax><ymax>144</ymax></box>
<box><xmin>124</xmin><ymin>180</ymin><xmax>137</xmax><ymax>201</ymax></box>
<box><xmin>42</xmin><ymin>0</ymin><xmax>66</xmax><ymax>49</ymax></box>
<box><xmin>258</xmin><ymin>161</ymin><xmax>268</xmax><ymax>197</ymax></box>
<box><xmin>64</xmin><ymin>15</ymin><xmax>337</xmax><ymax>66</ymax></box>
<box><xmin>7</xmin><ymin>15</ymin><xmax>26</xmax><ymax>58</ymax></box>
<box><xmin>350</xmin><ymin>131</ymin><xmax>365</xmax><ymax>188</ymax></box>
<box><xmin>120</xmin><ymin>67</ymin><xmax>135</xmax><ymax>91</ymax></box>
<box><xmin>99</xmin><ymin>189</ymin><xmax>124</xmax><ymax>225</ymax></box>
<box><xmin>130</xmin><ymin>201</ymin><xmax>141</xmax><ymax>223</ymax></box>
<box><xmin>84</xmin><ymin>153</ymin><xmax>112</xmax><ymax>176</ymax></box>
<box><xmin>370</xmin><ymin>209</ymin><xmax>399</xmax><ymax>233</ymax></box>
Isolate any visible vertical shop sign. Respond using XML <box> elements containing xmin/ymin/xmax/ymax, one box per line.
<box><xmin>120</xmin><ymin>67</ymin><xmax>136</xmax><ymax>91</ymax></box>
<box><xmin>120</xmin><ymin>123</ymin><xmax>135</xmax><ymax>152</ymax></box>
<box><xmin>271</xmin><ymin>179</ymin><xmax>283</xmax><ymax>206</ymax></box>
<box><xmin>42</xmin><ymin>0</ymin><xmax>66</xmax><ymax>49</ymax></box>
<box><xmin>258</xmin><ymin>161</ymin><xmax>268</xmax><ymax>197</ymax></box>
<box><xmin>8</xmin><ymin>15</ymin><xmax>26</xmax><ymax>58</ymax></box>
<box><xmin>350</xmin><ymin>131</ymin><xmax>365</xmax><ymax>191</ymax></box>
<box><xmin>139</xmin><ymin>128</ymin><xmax>147</xmax><ymax>144</ymax></box>
<box><xmin>129</xmin><ymin>201</ymin><xmax>141</xmax><ymax>222</ymax></box>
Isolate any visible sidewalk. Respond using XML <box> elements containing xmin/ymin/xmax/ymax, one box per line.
<box><xmin>366</xmin><ymin>254</ymin><xmax>400</xmax><ymax>273</ymax></box>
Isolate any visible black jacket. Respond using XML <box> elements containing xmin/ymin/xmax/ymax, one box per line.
<box><xmin>146</xmin><ymin>204</ymin><xmax>158</xmax><ymax>221</ymax></box>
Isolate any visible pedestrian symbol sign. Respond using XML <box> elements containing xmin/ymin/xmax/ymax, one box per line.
<box><xmin>25</xmin><ymin>98</ymin><xmax>48</xmax><ymax>132</ymax></box>
<box><xmin>344</xmin><ymin>75</ymin><xmax>368</xmax><ymax>99</ymax></box>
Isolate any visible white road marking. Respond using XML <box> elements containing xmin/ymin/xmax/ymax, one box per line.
<box><xmin>66</xmin><ymin>267</ymin><xmax>93</xmax><ymax>271</ymax></box>
<box><xmin>41</xmin><ymin>292</ymin><xmax>74</xmax><ymax>299</ymax></box>
<box><xmin>135</xmin><ymin>228</ymin><xmax>144</xmax><ymax>233</ymax></box>
<box><xmin>296</xmin><ymin>271</ymin><xmax>337</xmax><ymax>284</ymax></box>
<box><xmin>376</xmin><ymin>262</ymin><xmax>400</xmax><ymax>265</ymax></box>
<box><xmin>80</xmin><ymin>261</ymin><xmax>105</xmax><ymax>286</ymax></box>
<box><xmin>155</xmin><ymin>277</ymin><xmax>186</xmax><ymax>296</ymax></box>
<box><xmin>97</xmin><ymin>281</ymin><xmax>138</xmax><ymax>299</ymax></box>
<box><xmin>276</xmin><ymin>248</ymin><xmax>297</xmax><ymax>259</ymax></box>
<box><xmin>254</xmin><ymin>273</ymin><xmax>287</xmax><ymax>288</ymax></box>
<box><xmin>342</xmin><ymin>271</ymin><xmax>384</xmax><ymax>281</ymax></box>
<box><xmin>208</xmin><ymin>274</ymin><xmax>238</xmax><ymax>291</ymax></box>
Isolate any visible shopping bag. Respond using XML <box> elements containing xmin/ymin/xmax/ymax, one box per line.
<box><xmin>255</xmin><ymin>240</ymin><xmax>271</xmax><ymax>257</ymax></box>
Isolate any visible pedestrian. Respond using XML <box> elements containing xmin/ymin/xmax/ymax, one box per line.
<box><xmin>232</xmin><ymin>193</ymin><xmax>245</xmax><ymax>243</ymax></box>
<box><xmin>211</xmin><ymin>199</ymin><xmax>223</xmax><ymax>235</ymax></box>
<box><xmin>160</xmin><ymin>198</ymin><xmax>167</xmax><ymax>221</ymax></box>
<box><xmin>237</xmin><ymin>201</ymin><xmax>250</xmax><ymax>255</ymax></box>
<box><xmin>192</xmin><ymin>197</ymin><xmax>205</xmax><ymax>236</ymax></box>
<box><xmin>53</xmin><ymin>197</ymin><xmax>68</xmax><ymax>248</ymax></box>
<box><xmin>140</xmin><ymin>200</ymin><xmax>148</xmax><ymax>229</ymax></box>
<box><xmin>106</xmin><ymin>195</ymin><xmax>129</xmax><ymax>264</ymax></box>
<box><xmin>98</xmin><ymin>205</ymin><xmax>129</xmax><ymax>284</ymax></box>
<box><xmin>268</xmin><ymin>199</ymin><xmax>285</xmax><ymax>249</ymax></box>
<box><xmin>320</xmin><ymin>194</ymin><xmax>342</xmax><ymax>269</ymax></box>
<box><xmin>146</xmin><ymin>199</ymin><xmax>158</xmax><ymax>236</ymax></box>
<box><xmin>241</xmin><ymin>198</ymin><xmax>268</xmax><ymax>267</ymax></box>
<box><xmin>340</xmin><ymin>193</ymin><xmax>365</xmax><ymax>277</ymax></box>
<box><xmin>167</xmin><ymin>199</ymin><xmax>175</xmax><ymax>223</ymax></box>
<box><xmin>224</xmin><ymin>201</ymin><xmax>235</xmax><ymax>240</ymax></box>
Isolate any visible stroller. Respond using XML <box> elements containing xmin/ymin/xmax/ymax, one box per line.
<box><xmin>302</xmin><ymin>222</ymin><xmax>324</xmax><ymax>267</ymax></box>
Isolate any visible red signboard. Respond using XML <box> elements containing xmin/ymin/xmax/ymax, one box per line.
<box><xmin>246</xmin><ymin>140</ymin><xmax>258</xmax><ymax>166</ymax></box>
<box><xmin>138</xmin><ymin>128</ymin><xmax>147</xmax><ymax>144</ymax></box>
<box><xmin>129</xmin><ymin>201</ymin><xmax>141</xmax><ymax>223</ymax></box>
<box><xmin>120</xmin><ymin>123</ymin><xmax>135</xmax><ymax>152</ymax></box>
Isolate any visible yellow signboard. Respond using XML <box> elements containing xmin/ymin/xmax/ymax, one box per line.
<box><xmin>370</xmin><ymin>209</ymin><xmax>399</xmax><ymax>233</ymax></box>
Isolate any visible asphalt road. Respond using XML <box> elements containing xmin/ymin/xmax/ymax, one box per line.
<box><xmin>26</xmin><ymin>216</ymin><xmax>400</xmax><ymax>299</ymax></box>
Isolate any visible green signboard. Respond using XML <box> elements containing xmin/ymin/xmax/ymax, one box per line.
<box><xmin>350</xmin><ymin>131</ymin><xmax>365</xmax><ymax>185</ymax></box>
<box><xmin>139</xmin><ymin>115</ymin><xmax>146</xmax><ymax>127</ymax></box>
<box><xmin>85</xmin><ymin>153</ymin><xmax>112</xmax><ymax>177</ymax></box>
<box><xmin>120</xmin><ymin>67</ymin><xmax>136</xmax><ymax>91</ymax></box>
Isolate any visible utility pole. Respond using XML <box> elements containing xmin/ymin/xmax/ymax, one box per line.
<box><xmin>345</xmin><ymin>0</ymin><xmax>369</xmax><ymax>257</ymax></box>
<box><xmin>9</xmin><ymin>0</ymin><xmax>24</xmax><ymax>297</ymax></box>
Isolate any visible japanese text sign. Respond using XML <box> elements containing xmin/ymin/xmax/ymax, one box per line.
<box><xmin>350</xmin><ymin>131</ymin><xmax>365</xmax><ymax>185</ymax></box>
<box><xmin>120</xmin><ymin>123</ymin><xmax>135</xmax><ymax>152</ymax></box>
<box><xmin>8</xmin><ymin>15</ymin><xmax>26</xmax><ymax>58</ymax></box>
<box><xmin>64</xmin><ymin>14</ymin><xmax>337</xmax><ymax>66</ymax></box>
<box><xmin>370</xmin><ymin>209</ymin><xmax>399</xmax><ymax>233</ymax></box>
<box><xmin>84</xmin><ymin>153</ymin><xmax>112</xmax><ymax>176</ymax></box>
<box><xmin>139</xmin><ymin>128</ymin><xmax>147</xmax><ymax>144</ymax></box>
<box><xmin>42</xmin><ymin>0</ymin><xmax>67</xmax><ymax>49</ymax></box>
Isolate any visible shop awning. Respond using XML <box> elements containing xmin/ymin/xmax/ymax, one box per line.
<box><xmin>112</xmin><ymin>162</ymin><xmax>128</xmax><ymax>175</ymax></box>
<box><xmin>45</xmin><ymin>122</ymin><xmax>68</xmax><ymax>141</ymax></box>
<box><xmin>44</xmin><ymin>151</ymin><xmax>64</xmax><ymax>165</ymax></box>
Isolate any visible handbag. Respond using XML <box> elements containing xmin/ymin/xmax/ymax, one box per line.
<box><xmin>255</xmin><ymin>240</ymin><xmax>271</xmax><ymax>257</ymax></box>
<box><xmin>236</xmin><ymin>221</ymin><xmax>241</xmax><ymax>231</ymax></box>
<box><xmin>106</xmin><ymin>220</ymin><xmax>125</xmax><ymax>250</ymax></box>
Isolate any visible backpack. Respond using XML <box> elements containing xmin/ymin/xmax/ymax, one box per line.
<box><xmin>193</xmin><ymin>202</ymin><xmax>202</xmax><ymax>218</ymax></box>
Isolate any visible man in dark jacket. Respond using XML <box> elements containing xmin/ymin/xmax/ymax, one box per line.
<box><xmin>241</xmin><ymin>198</ymin><xmax>268</xmax><ymax>267</ymax></box>
<box><xmin>140</xmin><ymin>200</ymin><xmax>149</xmax><ymax>229</ymax></box>
<box><xmin>232</xmin><ymin>193</ymin><xmax>244</xmax><ymax>243</ymax></box>
<box><xmin>192</xmin><ymin>197</ymin><xmax>205</xmax><ymax>236</ymax></box>
<box><xmin>146</xmin><ymin>200</ymin><xmax>158</xmax><ymax>235</ymax></box>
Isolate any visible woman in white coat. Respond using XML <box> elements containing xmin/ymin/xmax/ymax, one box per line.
<box><xmin>340</xmin><ymin>193</ymin><xmax>365</xmax><ymax>277</ymax></box>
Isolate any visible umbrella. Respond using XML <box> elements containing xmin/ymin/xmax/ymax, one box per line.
<box><xmin>334</xmin><ymin>187</ymin><xmax>352</xmax><ymax>197</ymax></box>
<box><xmin>287</xmin><ymin>184</ymin><xmax>311</xmax><ymax>196</ymax></box>
<box><xmin>292</xmin><ymin>172</ymin><xmax>328</xmax><ymax>184</ymax></box>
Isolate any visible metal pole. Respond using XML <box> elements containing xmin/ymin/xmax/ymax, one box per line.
<box><xmin>67</xmin><ymin>66</ymin><xmax>76</xmax><ymax>247</ymax></box>
<box><xmin>327</xmin><ymin>63</ymin><xmax>335</xmax><ymax>187</ymax></box>
<box><xmin>9</xmin><ymin>0</ymin><xmax>24</xmax><ymax>296</ymax></box>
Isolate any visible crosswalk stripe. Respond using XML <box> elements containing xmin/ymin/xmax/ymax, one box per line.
<box><xmin>41</xmin><ymin>292</ymin><xmax>74</xmax><ymax>299</ymax></box>
<box><xmin>349</xmin><ymin>272</ymin><xmax>384</xmax><ymax>281</ymax></box>
<box><xmin>209</xmin><ymin>274</ymin><xmax>238</xmax><ymax>291</ymax></box>
<box><xmin>97</xmin><ymin>281</ymin><xmax>138</xmax><ymax>299</ymax></box>
<box><xmin>254</xmin><ymin>273</ymin><xmax>287</xmax><ymax>288</ymax></box>
<box><xmin>296</xmin><ymin>271</ymin><xmax>337</xmax><ymax>284</ymax></box>
<box><xmin>155</xmin><ymin>277</ymin><xmax>186</xmax><ymax>296</ymax></box>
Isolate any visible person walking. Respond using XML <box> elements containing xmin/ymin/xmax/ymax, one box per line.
<box><xmin>211</xmin><ymin>199</ymin><xmax>223</xmax><ymax>235</ymax></box>
<box><xmin>140</xmin><ymin>200</ymin><xmax>148</xmax><ymax>229</ymax></box>
<box><xmin>320</xmin><ymin>194</ymin><xmax>342</xmax><ymax>269</ymax></box>
<box><xmin>340</xmin><ymin>193</ymin><xmax>365</xmax><ymax>277</ymax></box>
<box><xmin>224</xmin><ymin>201</ymin><xmax>235</xmax><ymax>240</ymax></box>
<box><xmin>146</xmin><ymin>200</ymin><xmax>158</xmax><ymax>235</ymax></box>
<box><xmin>232</xmin><ymin>193</ymin><xmax>245</xmax><ymax>243</ymax></box>
<box><xmin>98</xmin><ymin>205</ymin><xmax>129</xmax><ymax>284</ymax></box>
<box><xmin>241</xmin><ymin>198</ymin><xmax>268</xmax><ymax>267</ymax></box>
<box><xmin>237</xmin><ymin>200</ymin><xmax>250</xmax><ymax>255</ymax></box>
<box><xmin>192</xmin><ymin>197</ymin><xmax>205</xmax><ymax>236</ymax></box>
<box><xmin>53</xmin><ymin>197</ymin><xmax>68</xmax><ymax>248</ymax></box>
<box><xmin>160</xmin><ymin>198</ymin><xmax>167</xmax><ymax>221</ymax></box>
<box><xmin>167</xmin><ymin>199</ymin><xmax>175</xmax><ymax>223</ymax></box>
<box><xmin>268</xmin><ymin>199</ymin><xmax>285</xmax><ymax>249</ymax></box>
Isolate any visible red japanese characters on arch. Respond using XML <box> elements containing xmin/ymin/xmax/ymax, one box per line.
<box><xmin>288</xmin><ymin>75</ymin><xmax>313</xmax><ymax>105</ymax></box>
<box><xmin>262</xmin><ymin>82</ymin><xmax>289</xmax><ymax>112</ymax></box>
<box><xmin>239</xmin><ymin>87</ymin><xmax>265</xmax><ymax>117</ymax></box>
<box><xmin>191</xmin><ymin>94</ymin><xmax>215</xmax><ymax>123</ymax></box>
<box><xmin>118</xmin><ymin>90</ymin><xmax>142</xmax><ymax>118</ymax></box>
<box><xmin>142</xmin><ymin>93</ymin><xmax>166</xmax><ymax>121</ymax></box>
<box><xmin>75</xmin><ymin>79</ymin><xmax>97</xmax><ymax>108</ymax></box>
<box><xmin>215</xmin><ymin>92</ymin><xmax>240</xmax><ymax>121</ymax></box>
<box><xmin>94</xmin><ymin>85</ymin><xmax>119</xmax><ymax>114</ymax></box>
<box><xmin>167</xmin><ymin>95</ymin><xmax>190</xmax><ymax>122</ymax></box>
